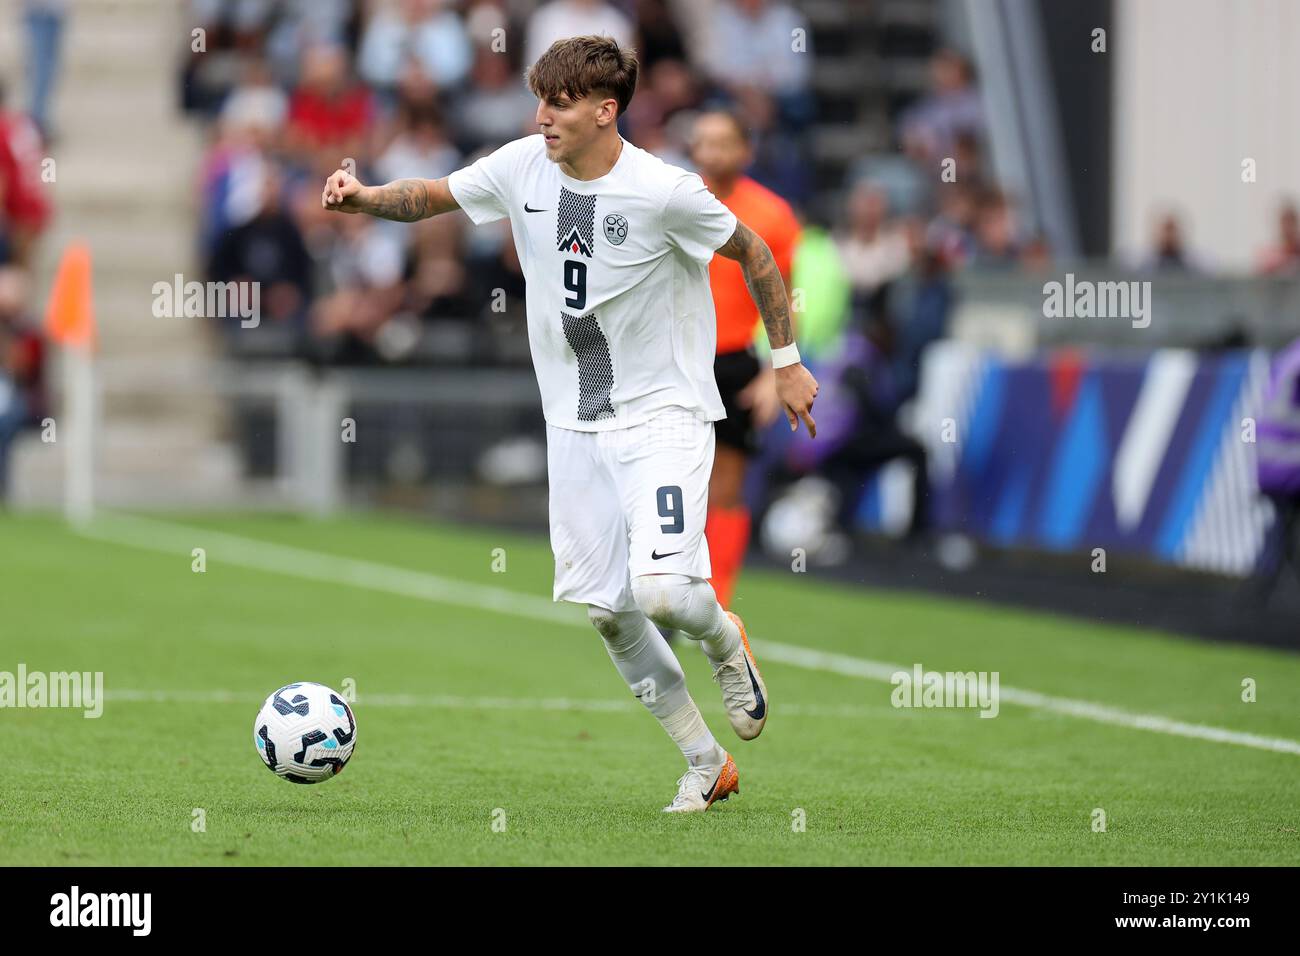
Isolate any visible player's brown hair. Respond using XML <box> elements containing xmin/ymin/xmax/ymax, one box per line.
<box><xmin>526</xmin><ymin>35</ymin><xmax>639</xmax><ymax>119</ymax></box>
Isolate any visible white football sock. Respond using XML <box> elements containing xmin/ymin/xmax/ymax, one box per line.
<box><xmin>631</xmin><ymin>573</ymin><xmax>740</xmax><ymax>666</ymax></box>
<box><xmin>587</xmin><ymin>605</ymin><xmax>724</xmax><ymax>767</ymax></box>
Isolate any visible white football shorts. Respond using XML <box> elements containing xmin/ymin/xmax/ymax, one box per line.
<box><xmin>547</xmin><ymin>406</ymin><xmax>715</xmax><ymax>612</ymax></box>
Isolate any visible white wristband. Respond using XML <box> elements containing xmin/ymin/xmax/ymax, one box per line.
<box><xmin>771</xmin><ymin>343</ymin><xmax>801</xmax><ymax>369</ymax></box>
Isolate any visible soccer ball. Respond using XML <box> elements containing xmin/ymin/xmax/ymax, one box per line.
<box><xmin>253</xmin><ymin>682</ymin><xmax>357</xmax><ymax>784</ymax></box>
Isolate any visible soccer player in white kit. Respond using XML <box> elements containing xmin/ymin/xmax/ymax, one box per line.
<box><xmin>323</xmin><ymin>36</ymin><xmax>818</xmax><ymax>813</ymax></box>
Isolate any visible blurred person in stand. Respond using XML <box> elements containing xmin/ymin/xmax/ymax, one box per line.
<box><xmin>634</xmin><ymin>0</ymin><xmax>688</xmax><ymax>70</ymax></box>
<box><xmin>220</xmin><ymin>56</ymin><xmax>289</xmax><ymax>136</ymax></box>
<box><xmin>925</xmin><ymin>181</ymin><xmax>978</xmax><ymax>269</ymax></box>
<box><xmin>834</xmin><ymin>181</ymin><xmax>911</xmax><ymax>325</ymax></box>
<box><xmin>818</xmin><ymin>223</ymin><xmax>948</xmax><ymax>544</ymax></box>
<box><xmin>385</xmin><ymin>58</ymin><xmax>445</xmax><ymax>131</ymax></box>
<box><xmin>1141</xmin><ymin>210</ymin><xmax>1203</xmax><ymax>274</ymax></box>
<box><xmin>358</xmin><ymin>0</ymin><xmax>473</xmax><ymax>100</ymax></box>
<box><xmin>461</xmin><ymin>0</ymin><xmax>512</xmax><ymax>42</ymax></box>
<box><xmin>375</xmin><ymin>103</ymin><xmax>462</xmax><ymax>187</ymax></box>
<box><xmin>525</xmin><ymin>0</ymin><xmax>635</xmax><ymax>69</ymax></box>
<box><xmin>891</xmin><ymin>220</ymin><xmax>954</xmax><ymax>406</ymax></box>
<box><xmin>310</xmin><ymin>210</ymin><xmax>408</xmax><ymax>363</ymax></box>
<box><xmin>624</xmin><ymin>58</ymin><xmax>698</xmax><ymax>140</ymax></box>
<box><xmin>968</xmin><ymin>188</ymin><xmax>1021</xmax><ymax>271</ymax></box>
<box><xmin>1257</xmin><ymin>201</ymin><xmax>1300</xmax><ymax>277</ymax></box>
<box><xmin>817</xmin><ymin>316</ymin><xmax>930</xmax><ymax>543</ymax></box>
<box><xmin>1251</xmin><ymin>335</ymin><xmax>1300</xmax><ymax>602</ymax></box>
<box><xmin>699</xmin><ymin>0</ymin><xmax>812</xmax><ymax>127</ymax></box>
<box><xmin>950</xmin><ymin>130</ymin><xmax>987</xmax><ymax>192</ymax></box>
<box><xmin>725</xmin><ymin>85</ymin><xmax>810</xmax><ymax>207</ymax></box>
<box><xmin>284</xmin><ymin>43</ymin><xmax>375</xmax><ymax>172</ymax></box>
<box><xmin>450</xmin><ymin>42</ymin><xmax>541</xmax><ymax>153</ymax></box>
<box><xmin>1019</xmin><ymin>233</ymin><xmax>1053</xmax><ymax>273</ymax></box>
<box><xmin>374</xmin><ymin>104</ymin><xmax>473</xmax><ymax>325</ymax></box>
<box><xmin>263</xmin><ymin>0</ymin><xmax>354</xmax><ymax>84</ymax></box>
<box><xmin>0</xmin><ymin>266</ymin><xmax>43</xmax><ymax>502</ymax></box>
<box><xmin>24</xmin><ymin>0</ymin><xmax>67</xmax><ymax>143</ymax></box>
<box><xmin>406</xmin><ymin>210</ymin><xmax>476</xmax><ymax>329</ymax></box>
<box><xmin>199</xmin><ymin>66</ymin><xmax>282</xmax><ymax>261</ymax></box>
<box><xmin>208</xmin><ymin>161</ymin><xmax>314</xmax><ymax>353</ymax></box>
<box><xmin>898</xmin><ymin>48</ymin><xmax>984</xmax><ymax>167</ymax></box>
<box><xmin>0</xmin><ymin>80</ymin><xmax>53</xmax><ymax>268</ymax></box>
<box><xmin>623</xmin><ymin>58</ymin><xmax>699</xmax><ymax>167</ymax></box>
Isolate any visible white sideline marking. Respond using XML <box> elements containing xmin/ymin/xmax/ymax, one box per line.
<box><xmin>82</xmin><ymin>513</ymin><xmax>1300</xmax><ymax>758</ymax></box>
<box><xmin>752</xmin><ymin>644</ymin><xmax>1300</xmax><ymax>757</ymax></box>
<box><xmin>104</xmin><ymin>688</ymin><xmax>887</xmax><ymax>720</ymax></box>
<box><xmin>79</xmin><ymin>512</ymin><xmax>578</xmax><ymax>625</ymax></box>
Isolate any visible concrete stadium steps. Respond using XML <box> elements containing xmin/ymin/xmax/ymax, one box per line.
<box><xmin>49</xmin><ymin>149</ymin><xmax>197</xmax><ymax>217</ymax></box>
<box><xmin>799</xmin><ymin>0</ymin><xmax>941</xmax><ymax>218</ymax></box>
<box><xmin>93</xmin><ymin>354</ymin><xmax>231</xmax><ymax>423</ymax></box>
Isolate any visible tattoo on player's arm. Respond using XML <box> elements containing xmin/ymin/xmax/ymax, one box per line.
<box><xmin>716</xmin><ymin>221</ymin><xmax>794</xmax><ymax>349</ymax></box>
<box><xmin>364</xmin><ymin>179</ymin><xmax>438</xmax><ymax>222</ymax></box>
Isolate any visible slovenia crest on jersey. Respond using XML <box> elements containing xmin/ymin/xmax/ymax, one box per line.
<box><xmin>603</xmin><ymin>213</ymin><xmax>628</xmax><ymax>246</ymax></box>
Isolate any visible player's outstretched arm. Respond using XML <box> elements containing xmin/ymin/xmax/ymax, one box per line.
<box><xmin>716</xmin><ymin>220</ymin><xmax>819</xmax><ymax>436</ymax></box>
<box><xmin>321</xmin><ymin>170</ymin><xmax>460</xmax><ymax>222</ymax></box>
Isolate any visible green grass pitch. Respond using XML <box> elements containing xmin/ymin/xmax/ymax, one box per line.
<box><xmin>1</xmin><ymin>511</ymin><xmax>1298</xmax><ymax>865</ymax></box>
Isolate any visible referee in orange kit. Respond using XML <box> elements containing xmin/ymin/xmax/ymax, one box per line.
<box><xmin>690</xmin><ymin>109</ymin><xmax>802</xmax><ymax>610</ymax></box>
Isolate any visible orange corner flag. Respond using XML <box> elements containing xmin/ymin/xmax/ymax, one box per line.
<box><xmin>45</xmin><ymin>242</ymin><xmax>96</xmax><ymax>350</ymax></box>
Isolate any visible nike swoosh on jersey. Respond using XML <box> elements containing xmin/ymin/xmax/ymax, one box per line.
<box><xmin>524</xmin><ymin>203</ymin><xmax>547</xmax><ymax>212</ymax></box>
<box><xmin>651</xmin><ymin>550</ymin><xmax>683</xmax><ymax>560</ymax></box>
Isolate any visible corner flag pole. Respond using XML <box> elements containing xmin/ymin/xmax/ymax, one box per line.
<box><xmin>45</xmin><ymin>243</ymin><xmax>97</xmax><ymax>526</ymax></box>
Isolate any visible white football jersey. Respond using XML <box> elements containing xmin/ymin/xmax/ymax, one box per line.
<box><xmin>447</xmin><ymin>134</ymin><xmax>738</xmax><ymax>431</ymax></box>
